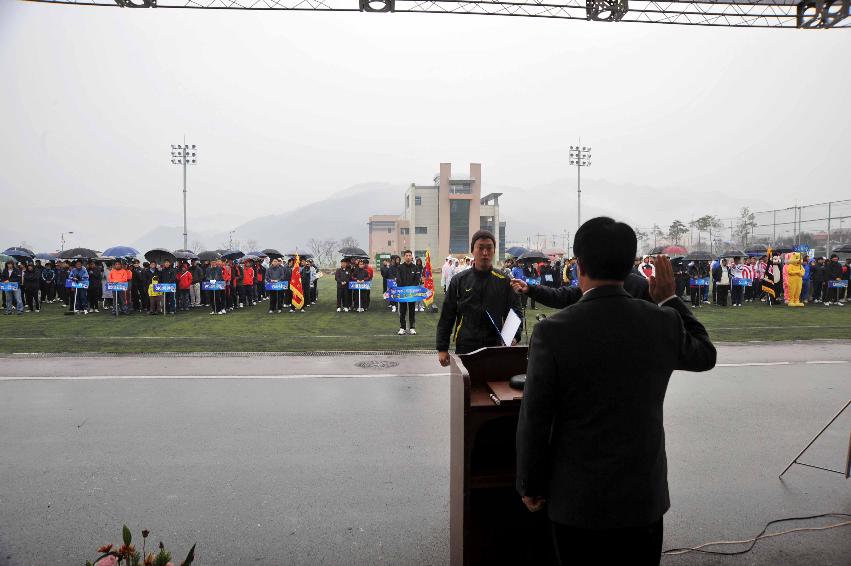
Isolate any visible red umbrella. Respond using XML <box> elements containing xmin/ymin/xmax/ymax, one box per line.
<box><xmin>662</xmin><ymin>245</ymin><xmax>688</xmax><ymax>255</ymax></box>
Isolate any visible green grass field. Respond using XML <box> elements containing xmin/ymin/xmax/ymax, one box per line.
<box><xmin>0</xmin><ymin>276</ymin><xmax>848</xmax><ymax>354</ymax></box>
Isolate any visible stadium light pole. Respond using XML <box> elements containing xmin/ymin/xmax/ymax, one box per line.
<box><xmin>569</xmin><ymin>140</ymin><xmax>591</xmax><ymax>229</ymax></box>
<box><xmin>60</xmin><ymin>231</ymin><xmax>74</xmax><ymax>253</ymax></box>
<box><xmin>171</xmin><ymin>137</ymin><xmax>198</xmax><ymax>251</ymax></box>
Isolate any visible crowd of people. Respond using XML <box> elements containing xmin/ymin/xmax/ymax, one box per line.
<box><xmin>636</xmin><ymin>253</ymin><xmax>850</xmax><ymax>308</ymax></box>
<box><xmin>0</xmin><ymin>256</ymin><xmax>323</xmax><ymax>315</ymax></box>
<box><xmin>3</xmin><ymin>249</ymin><xmax>848</xmax><ymax>317</ymax></box>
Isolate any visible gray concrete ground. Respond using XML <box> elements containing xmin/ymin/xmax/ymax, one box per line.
<box><xmin>0</xmin><ymin>342</ymin><xmax>849</xmax><ymax>565</ymax></box>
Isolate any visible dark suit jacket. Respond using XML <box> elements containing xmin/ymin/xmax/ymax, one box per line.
<box><xmin>526</xmin><ymin>271</ymin><xmax>651</xmax><ymax>308</ymax></box>
<box><xmin>516</xmin><ymin>285</ymin><xmax>716</xmax><ymax>529</ymax></box>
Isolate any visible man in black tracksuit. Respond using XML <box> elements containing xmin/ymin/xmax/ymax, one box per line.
<box><xmin>825</xmin><ymin>254</ymin><xmax>845</xmax><ymax>305</ymax></box>
<box><xmin>436</xmin><ymin>231</ymin><xmax>522</xmax><ymax>363</ymax></box>
<box><xmin>335</xmin><ymin>259</ymin><xmax>352</xmax><ymax>312</ymax></box>
<box><xmin>158</xmin><ymin>260</ymin><xmax>177</xmax><ymax>314</ymax></box>
<box><xmin>396</xmin><ymin>250</ymin><xmax>420</xmax><ymax>335</ymax></box>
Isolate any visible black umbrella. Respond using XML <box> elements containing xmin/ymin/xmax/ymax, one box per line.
<box><xmin>720</xmin><ymin>249</ymin><xmax>746</xmax><ymax>258</ymax></box>
<box><xmin>683</xmin><ymin>251</ymin><xmax>716</xmax><ymax>261</ymax></box>
<box><xmin>59</xmin><ymin>247</ymin><xmax>99</xmax><ymax>260</ymax></box>
<box><xmin>262</xmin><ymin>248</ymin><xmax>283</xmax><ymax>259</ymax></box>
<box><xmin>145</xmin><ymin>248</ymin><xmax>176</xmax><ymax>265</ymax></box>
<box><xmin>833</xmin><ymin>243</ymin><xmax>851</xmax><ymax>254</ymax></box>
<box><xmin>221</xmin><ymin>249</ymin><xmax>244</xmax><ymax>260</ymax></box>
<box><xmin>174</xmin><ymin>250</ymin><xmax>200</xmax><ymax>260</ymax></box>
<box><xmin>286</xmin><ymin>250</ymin><xmax>313</xmax><ymax>259</ymax></box>
<box><xmin>339</xmin><ymin>246</ymin><xmax>367</xmax><ymax>257</ymax></box>
<box><xmin>3</xmin><ymin>247</ymin><xmax>35</xmax><ymax>260</ymax></box>
<box><xmin>745</xmin><ymin>244</ymin><xmax>768</xmax><ymax>256</ymax></box>
<box><xmin>517</xmin><ymin>250</ymin><xmax>549</xmax><ymax>264</ymax></box>
<box><xmin>771</xmin><ymin>246</ymin><xmax>793</xmax><ymax>254</ymax></box>
<box><xmin>197</xmin><ymin>250</ymin><xmax>222</xmax><ymax>261</ymax></box>
<box><xmin>648</xmin><ymin>246</ymin><xmax>666</xmax><ymax>255</ymax></box>
<box><xmin>505</xmin><ymin>246</ymin><xmax>528</xmax><ymax>257</ymax></box>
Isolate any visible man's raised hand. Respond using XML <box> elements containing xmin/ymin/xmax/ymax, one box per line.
<box><xmin>648</xmin><ymin>256</ymin><xmax>676</xmax><ymax>303</ymax></box>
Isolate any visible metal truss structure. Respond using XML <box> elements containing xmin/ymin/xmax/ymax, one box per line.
<box><xmin>24</xmin><ymin>0</ymin><xmax>851</xmax><ymax>28</ymax></box>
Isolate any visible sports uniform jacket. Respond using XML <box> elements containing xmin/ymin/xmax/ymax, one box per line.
<box><xmin>436</xmin><ymin>266</ymin><xmax>522</xmax><ymax>354</ymax></box>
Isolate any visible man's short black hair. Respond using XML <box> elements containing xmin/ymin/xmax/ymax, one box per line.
<box><xmin>402</xmin><ymin>249</ymin><xmax>412</xmax><ymax>255</ymax></box>
<box><xmin>573</xmin><ymin>217</ymin><xmax>637</xmax><ymax>281</ymax></box>
<box><xmin>470</xmin><ymin>229</ymin><xmax>496</xmax><ymax>252</ymax></box>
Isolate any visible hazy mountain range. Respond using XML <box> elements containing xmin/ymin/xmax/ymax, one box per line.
<box><xmin>4</xmin><ymin>179</ymin><xmax>775</xmax><ymax>255</ymax></box>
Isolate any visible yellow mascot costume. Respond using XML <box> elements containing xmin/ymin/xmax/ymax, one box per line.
<box><xmin>786</xmin><ymin>252</ymin><xmax>805</xmax><ymax>307</ymax></box>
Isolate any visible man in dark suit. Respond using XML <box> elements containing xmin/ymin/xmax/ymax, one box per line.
<box><xmin>515</xmin><ymin>217</ymin><xmax>716</xmax><ymax>565</ymax></box>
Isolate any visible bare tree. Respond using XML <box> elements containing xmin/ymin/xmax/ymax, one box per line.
<box><xmin>190</xmin><ymin>240</ymin><xmax>205</xmax><ymax>253</ymax></box>
<box><xmin>244</xmin><ymin>239</ymin><xmax>258</xmax><ymax>252</ymax></box>
<box><xmin>339</xmin><ymin>236</ymin><xmax>360</xmax><ymax>250</ymax></box>
<box><xmin>308</xmin><ymin>238</ymin><xmax>339</xmax><ymax>268</ymax></box>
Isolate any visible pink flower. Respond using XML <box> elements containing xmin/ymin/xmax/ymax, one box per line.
<box><xmin>95</xmin><ymin>556</ymin><xmax>118</xmax><ymax>566</ymax></box>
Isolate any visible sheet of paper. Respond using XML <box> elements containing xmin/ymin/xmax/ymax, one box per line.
<box><xmin>500</xmin><ymin>309</ymin><xmax>522</xmax><ymax>347</ymax></box>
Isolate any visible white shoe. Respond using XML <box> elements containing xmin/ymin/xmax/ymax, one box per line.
<box><xmin>336</xmin><ymin>307</ymin><xmax>341</xmax><ymax>312</ymax></box>
<box><xmin>239</xmin><ymin>303</ymin><xmax>244</xmax><ymax>308</ymax></box>
<box><xmin>398</xmin><ymin>328</ymin><xmax>406</xmax><ymax>335</ymax></box>
<box><xmin>343</xmin><ymin>308</ymin><xmax>349</xmax><ymax>312</ymax></box>
<box><xmin>290</xmin><ymin>309</ymin><xmax>296</xmax><ymax>313</ymax></box>
<box><xmin>269</xmin><ymin>310</ymin><xmax>274</xmax><ymax>314</ymax></box>
<box><xmin>35</xmin><ymin>309</ymin><xmax>40</xmax><ymax>313</ymax></box>
<box><xmin>83</xmin><ymin>310</ymin><xmax>88</xmax><ymax>314</ymax></box>
<box><xmin>837</xmin><ymin>302</ymin><xmax>845</xmax><ymax>306</ymax></box>
<box><xmin>391</xmin><ymin>306</ymin><xmax>397</xmax><ymax>313</ymax></box>
<box><xmin>409</xmin><ymin>328</ymin><xmax>417</xmax><ymax>335</ymax></box>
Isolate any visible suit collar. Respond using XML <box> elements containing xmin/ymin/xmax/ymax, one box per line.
<box><xmin>578</xmin><ymin>284</ymin><xmax>630</xmax><ymax>303</ymax></box>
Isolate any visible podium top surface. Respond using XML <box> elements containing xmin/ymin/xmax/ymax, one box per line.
<box><xmin>455</xmin><ymin>346</ymin><xmax>528</xmax><ymax>387</ymax></box>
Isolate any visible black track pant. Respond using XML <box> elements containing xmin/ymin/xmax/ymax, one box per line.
<box><xmin>399</xmin><ymin>301</ymin><xmax>415</xmax><ymax>329</ymax></box>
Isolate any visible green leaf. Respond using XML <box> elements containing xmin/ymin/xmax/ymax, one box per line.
<box><xmin>153</xmin><ymin>549</ymin><xmax>172</xmax><ymax>566</ymax></box>
<box><xmin>123</xmin><ymin>524</ymin><xmax>132</xmax><ymax>546</ymax></box>
<box><xmin>86</xmin><ymin>562</ymin><xmax>94</xmax><ymax>566</ymax></box>
<box><xmin>180</xmin><ymin>543</ymin><xmax>196</xmax><ymax>566</ymax></box>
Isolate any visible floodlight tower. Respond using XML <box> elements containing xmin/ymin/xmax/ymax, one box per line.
<box><xmin>569</xmin><ymin>140</ymin><xmax>591</xmax><ymax>229</ymax></box>
<box><xmin>171</xmin><ymin>137</ymin><xmax>198</xmax><ymax>251</ymax></box>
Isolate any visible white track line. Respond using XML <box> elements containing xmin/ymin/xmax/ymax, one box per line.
<box><xmin>0</xmin><ymin>372</ymin><xmax>449</xmax><ymax>381</ymax></box>
<box><xmin>805</xmin><ymin>360</ymin><xmax>850</xmax><ymax>364</ymax></box>
<box><xmin>715</xmin><ymin>362</ymin><xmax>792</xmax><ymax>367</ymax></box>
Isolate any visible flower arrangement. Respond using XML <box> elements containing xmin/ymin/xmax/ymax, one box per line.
<box><xmin>85</xmin><ymin>525</ymin><xmax>196</xmax><ymax>566</ymax></box>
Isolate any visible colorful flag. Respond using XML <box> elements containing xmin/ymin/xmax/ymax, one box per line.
<box><xmin>291</xmin><ymin>255</ymin><xmax>305</xmax><ymax>310</ymax></box>
<box><xmin>761</xmin><ymin>249</ymin><xmax>776</xmax><ymax>299</ymax></box>
<box><xmin>423</xmin><ymin>250</ymin><xmax>435</xmax><ymax>307</ymax></box>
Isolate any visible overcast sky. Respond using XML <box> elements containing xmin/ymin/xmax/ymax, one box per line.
<box><xmin>2</xmin><ymin>2</ymin><xmax>850</xmax><ymax>229</ymax></box>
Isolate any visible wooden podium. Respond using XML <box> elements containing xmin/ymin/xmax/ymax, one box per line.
<box><xmin>449</xmin><ymin>346</ymin><xmax>555</xmax><ymax>566</ymax></box>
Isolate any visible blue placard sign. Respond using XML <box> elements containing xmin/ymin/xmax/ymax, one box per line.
<box><xmin>348</xmin><ymin>281</ymin><xmax>371</xmax><ymax>290</ymax></box>
<box><xmin>828</xmin><ymin>280</ymin><xmax>849</xmax><ymax>288</ymax></box>
<box><xmin>526</xmin><ymin>277</ymin><xmax>542</xmax><ymax>286</ymax></box>
<box><xmin>154</xmin><ymin>283</ymin><xmax>176</xmax><ymax>293</ymax></box>
<box><xmin>386</xmin><ymin>279</ymin><xmax>397</xmax><ymax>289</ymax></box>
<box><xmin>384</xmin><ymin>285</ymin><xmax>432</xmax><ymax>302</ymax></box>
<box><xmin>0</xmin><ymin>282</ymin><xmax>19</xmax><ymax>291</ymax></box>
<box><xmin>570</xmin><ymin>279</ymin><xmax>579</xmax><ymax>287</ymax></box>
<box><xmin>67</xmin><ymin>280</ymin><xmax>89</xmax><ymax>289</ymax></box>
<box><xmin>265</xmin><ymin>281</ymin><xmax>289</xmax><ymax>291</ymax></box>
<box><xmin>689</xmin><ymin>278</ymin><xmax>710</xmax><ymax>286</ymax></box>
<box><xmin>544</xmin><ymin>274</ymin><xmax>554</xmax><ymax>283</ymax></box>
<box><xmin>732</xmin><ymin>278</ymin><xmax>753</xmax><ymax>287</ymax></box>
<box><xmin>202</xmin><ymin>281</ymin><xmax>226</xmax><ymax>291</ymax></box>
<box><xmin>107</xmin><ymin>282</ymin><xmax>129</xmax><ymax>291</ymax></box>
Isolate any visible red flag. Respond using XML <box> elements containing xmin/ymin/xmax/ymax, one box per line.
<box><xmin>423</xmin><ymin>250</ymin><xmax>435</xmax><ymax>307</ymax></box>
<box><xmin>291</xmin><ymin>255</ymin><xmax>305</xmax><ymax>310</ymax></box>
